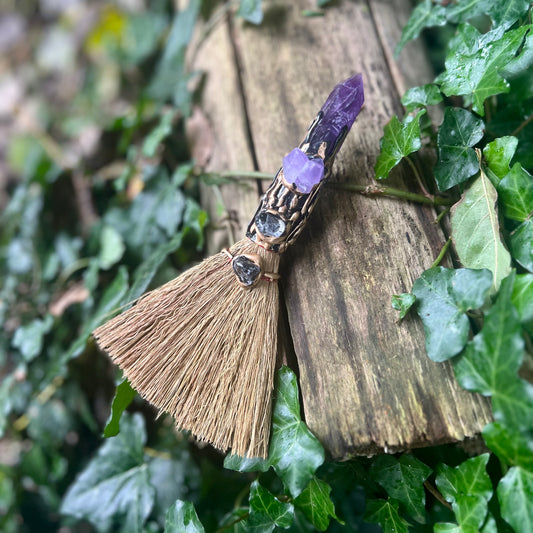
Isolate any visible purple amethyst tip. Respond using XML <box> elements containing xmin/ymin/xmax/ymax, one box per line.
<box><xmin>304</xmin><ymin>74</ymin><xmax>364</xmax><ymax>159</ymax></box>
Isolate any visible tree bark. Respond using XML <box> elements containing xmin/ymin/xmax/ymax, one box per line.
<box><xmin>189</xmin><ymin>0</ymin><xmax>492</xmax><ymax>460</ymax></box>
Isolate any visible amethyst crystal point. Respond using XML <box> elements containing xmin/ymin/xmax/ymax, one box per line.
<box><xmin>305</xmin><ymin>73</ymin><xmax>364</xmax><ymax>158</ymax></box>
<box><xmin>283</xmin><ymin>148</ymin><xmax>325</xmax><ymax>193</ymax></box>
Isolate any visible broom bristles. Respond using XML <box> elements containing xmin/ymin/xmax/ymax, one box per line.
<box><xmin>94</xmin><ymin>239</ymin><xmax>280</xmax><ymax>458</ymax></box>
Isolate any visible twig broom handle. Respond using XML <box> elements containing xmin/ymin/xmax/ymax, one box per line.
<box><xmin>230</xmin><ymin>74</ymin><xmax>364</xmax><ymax>287</ymax></box>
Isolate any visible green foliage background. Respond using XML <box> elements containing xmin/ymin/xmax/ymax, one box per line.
<box><xmin>1</xmin><ymin>1</ymin><xmax>532</xmax><ymax>532</ymax></box>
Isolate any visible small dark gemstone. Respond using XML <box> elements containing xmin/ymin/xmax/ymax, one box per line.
<box><xmin>232</xmin><ymin>255</ymin><xmax>262</xmax><ymax>286</ymax></box>
<box><xmin>255</xmin><ymin>211</ymin><xmax>286</xmax><ymax>238</ymax></box>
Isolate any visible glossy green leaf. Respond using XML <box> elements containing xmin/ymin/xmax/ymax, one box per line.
<box><xmin>483</xmin><ymin>136</ymin><xmax>518</xmax><ymax>182</ymax></box>
<box><xmin>364</xmin><ymin>499</ymin><xmax>409</xmax><ymax>533</ymax></box>
<box><xmin>498</xmin><ymin>163</ymin><xmax>533</xmax><ymax>222</ymax></box>
<box><xmin>433</xmin><ymin>523</ymin><xmax>461</xmax><ymax>533</ymax></box>
<box><xmin>454</xmin><ymin>274</ymin><xmax>524</xmax><ymax>395</ymax></box>
<box><xmin>224</xmin><ymin>367</ymin><xmax>325</xmax><ymax>498</ymax></box>
<box><xmin>374</xmin><ymin>110</ymin><xmax>426</xmax><ymax>180</ymax></box>
<box><xmin>293</xmin><ymin>477</ymin><xmax>342</xmax><ymax>531</ymax></box>
<box><xmin>391</xmin><ymin>293</ymin><xmax>416</xmax><ymax>320</ymax></box>
<box><xmin>12</xmin><ymin>314</ymin><xmax>53</xmax><ymax>362</ymax></box>
<box><xmin>498</xmin><ymin>466</ymin><xmax>533</xmax><ymax>533</ymax></box>
<box><xmin>237</xmin><ymin>0</ymin><xmax>263</xmax><ymax>25</ymax></box>
<box><xmin>436</xmin><ymin>454</ymin><xmax>492</xmax><ymax>531</ymax></box>
<box><xmin>164</xmin><ymin>500</ymin><xmax>205</xmax><ymax>533</ymax></box>
<box><xmin>401</xmin><ymin>84</ymin><xmax>443</xmax><ymax>111</ymax></box>
<box><xmin>492</xmin><ymin>378</ymin><xmax>533</xmax><ymax>433</ymax></box>
<box><xmin>395</xmin><ymin>0</ymin><xmax>446</xmax><ymax>55</ymax></box>
<box><xmin>445</xmin><ymin>0</ymin><xmax>531</xmax><ymax>28</ymax></box>
<box><xmin>370</xmin><ymin>455</ymin><xmax>432</xmax><ymax>523</ymax></box>
<box><xmin>125</xmin><ymin>230</ymin><xmax>184</xmax><ymax>304</ymax></box>
<box><xmin>434</xmin><ymin>107</ymin><xmax>484</xmax><ymax>190</ymax></box>
<box><xmin>439</xmin><ymin>24</ymin><xmax>532</xmax><ymax>115</ymax></box>
<box><xmin>61</xmin><ymin>413</ymin><xmax>155</xmax><ymax>532</ymax></box>
<box><xmin>510</xmin><ymin>219</ymin><xmax>533</xmax><ymax>272</ymax></box>
<box><xmin>98</xmin><ymin>225</ymin><xmax>125</xmax><ymax>270</ymax></box>
<box><xmin>46</xmin><ymin>266</ymin><xmax>129</xmax><ymax>385</ymax></box>
<box><xmin>147</xmin><ymin>0</ymin><xmax>200</xmax><ymax>112</ymax></box>
<box><xmin>512</xmin><ymin>273</ymin><xmax>533</xmax><ymax>334</ymax></box>
<box><xmin>143</xmin><ymin>110</ymin><xmax>175</xmax><ymax>158</ymax></box>
<box><xmin>482</xmin><ymin>422</ymin><xmax>533</xmax><ymax>471</ymax></box>
<box><xmin>450</xmin><ymin>171</ymin><xmax>512</xmax><ymax>290</ymax></box>
<box><xmin>247</xmin><ymin>480</ymin><xmax>294</xmax><ymax>532</ymax></box>
<box><xmin>411</xmin><ymin>267</ymin><xmax>492</xmax><ymax>362</ymax></box>
<box><xmin>103</xmin><ymin>379</ymin><xmax>137</xmax><ymax>438</ymax></box>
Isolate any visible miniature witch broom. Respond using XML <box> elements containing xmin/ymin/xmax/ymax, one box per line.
<box><xmin>94</xmin><ymin>74</ymin><xmax>364</xmax><ymax>458</ymax></box>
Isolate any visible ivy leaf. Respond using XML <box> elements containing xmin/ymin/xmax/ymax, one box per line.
<box><xmin>450</xmin><ymin>169</ymin><xmax>512</xmax><ymax>290</ymax></box>
<box><xmin>47</xmin><ymin>266</ymin><xmax>129</xmax><ymax>384</ymax></box>
<box><xmin>224</xmin><ymin>367</ymin><xmax>325</xmax><ymax>498</ymax></box>
<box><xmin>370</xmin><ymin>455</ymin><xmax>432</xmax><ymax>524</ymax></box>
<box><xmin>411</xmin><ymin>267</ymin><xmax>492</xmax><ymax>362</ymax></box>
<box><xmin>454</xmin><ymin>274</ymin><xmax>523</xmax><ymax>395</ymax></box>
<box><xmin>492</xmin><ymin>378</ymin><xmax>533</xmax><ymax>433</ymax></box>
<box><xmin>498</xmin><ymin>163</ymin><xmax>533</xmax><ymax>222</ymax></box>
<box><xmin>395</xmin><ymin>0</ymin><xmax>446</xmax><ymax>55</ymax></box>
<box><xmin>434</xmin><ymin>107</ymin><xmax>484</xmax><ymax>191</ymax></box>
<box><xmin>436</xmin><ymin>454</ymin><xmax>492</xmax><ymax>531</ymax></box>
<box><xmin>147</xmin><ymin>0</ymin><xmax>200</xmax><ymax>112</ymax></box>
<box><xmin>125</xmin><ymin>230</ymin><xmax>184</xmax><ymax>303</ymax></box>
<box><xmin>482</xmin><ymin>422</ymin><xmax>533</xmax><ymax>471</ymax></box>
<box><xmin>401</xmin><ymin>84</ymin><xmax>443</xmax><ymax>112</ymax></box>
<box><xmin>143</xmin><ymin>110</ymin><xmax>175</xmax><ymax>158</ymax></box>
<box><xmin>445</xmin><ymin>0</ymin><xmax>531</xmax><ymax>29</ymax></box>
<box><xmin>103</xmin><ymin>379</ymin><xmax>137</xmax><ymax>438</ymax></box>
<box><xmin>293</xmin><ymin>477</ymin><xmax>342</xmax><ymax>531</ymax></box>
<box><xmin>364</xmin><ymin>499</ymin><xmax>409</xmax><ymax>533</ymax></box>
<box><xmin>12</xmin><ymin>314</ymin><xmax>54</xmax><ymax>362</ymax></box>
<box><xmin>98</xmin><ymin>225</ymin><xmax>125</xmax><ymax>270</ymax></box>
<box><xmin>61</xmin><ymin>413</ymin><xmax>155</xmax><ymax>532</ymax></box>
<box><xmin>391</xmin><ymin>293</ymin><xmax>416</xmax><ymax>320</ymax></box>
<box><xmin>439</xmin><ymin>24</ymin><xmax>532</xmax><ymax>115</ymax></box>
<box><xmin>164</xmin><ymin>500</ymin><xmax>204</xmax><ymax>533</ymax></box>
<box><xmin>497</xmin><ymin>466</ymin><xmax>533</xmax><ymax>533</ymax></box>
<box><xmin>512</xmin><ymin>273</ymin><xmax>533</xmax><ymax>334</ymax></box>
<box><xmin>483</xmin><ymin>136</ymin><xmax>518</xmax><ymax>183</ymax></box>
<box><xmin>374</xmin><ymin>109</ymin><xmax>426</xmax><ymax>180</ymax></box>
<box><xmin>510</xmin><ymin>219</ymin><xmax>533</xmax><ymax>272</ymax></box>
<box><xmin>247</xmin><ymin>481</ymin><xmax>294</xmax><ymax>532</ymax></box>
<box><xmin>237</xmin><ymin>0</ymin><xmax>263</xmax><ymax>25</ymax></box>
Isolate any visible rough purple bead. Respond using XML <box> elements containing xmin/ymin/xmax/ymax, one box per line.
<box><xmin>283</xmin><ymin>148</ymin><xmax>325</xmax><ymax>193</ymax></box>
<box><xmin>307</xmin><ymin>73</ymin><xmax>364</xmax><ymax>156</ymax></box>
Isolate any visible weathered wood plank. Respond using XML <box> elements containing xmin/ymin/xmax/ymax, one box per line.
<box><xmin>191</xmin><ymin>0</ymin><xmax>492</xmax><ymax>460</ymax></box>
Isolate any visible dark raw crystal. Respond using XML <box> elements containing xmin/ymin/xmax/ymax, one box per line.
<box><xmin>255</xmin><ymin>211</ymin><xmax>286</xmax><ymax>238</ymax></box>
<box><xmin>306</xmin><ymin>73</ymin><xmax>364</xmax><ymax>158</ymax></box>
<box><xmin>232</xmin><ymin>255</ymin><xmax>262</xmax><ymax>286</ymax></box>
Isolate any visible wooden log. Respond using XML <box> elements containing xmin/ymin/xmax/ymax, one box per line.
<box><xmin>190</xmin><ymin>0</ymin><xmax>492</xmax><ymax>460</ymax></box>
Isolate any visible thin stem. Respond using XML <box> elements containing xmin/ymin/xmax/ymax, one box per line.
<box><xmin>329</xmin><ymin>182</ymin><xmax>453</xmax><ymax>206</ymax></box>
<box><xmin>424</xmin><ymin>480</ymin><xmax>453</xmax><ymax>510</ymax></box>
<box><xmin>216</xmin><ymin>170</ymin><xmax>453</xmax><ymax>206</ymax></box>
<box><xmin>435</xmin><ymin>207</ymin><xmax>450</xmax><ymax>224</ymax></box>
<box><xmin>431</xmin><ymin>238</ymin><xmax>452</xmax><ymax>268</ymax></box>
<box><xmin>511</xmin><ymin>113</ymin><xmax>533</xmax><ymax>137</ymax></box>
<box><xmin>405</xmin><ymin>155</ymin><xmax>433</xmax><ymax>199</ymax></box>
<box><xmin>218</xmin><ymin>170</ymin><xmax>273</xmax><ymax>180</ymax></box>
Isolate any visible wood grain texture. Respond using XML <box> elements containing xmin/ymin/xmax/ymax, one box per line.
<box><xmin>191</xmin><ymin>0</ymin><xmax>492</xmax><ymax>459</ymax></box>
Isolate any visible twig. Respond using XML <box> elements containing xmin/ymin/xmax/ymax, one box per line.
<box><xmin>424</xmin><ymin>480</ymin><xmax>453</xmax><ymax>510</ymax></box>
<box><xmin>511</xmin><ymin>113</ymin><xmax>533</xmax><ymax>137</ymax></box>
<box><xmin>405</xmin><ymin>155</ymin><xmax>433</xmax><ymax>200</ymax></box>
<box><xmin>211</xmin><ymin>171</ymin><xmax>454</xmax><ymax>206</ymax></box>
<box><xmin>431</xmin><ymin>238</ymin><xmax>452</xmax><ymax>268</ymax></box>
<box><xmin>329</xmin><ymin>182</ymin><xmax>453</xmax><ymax>206</ymax></box>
